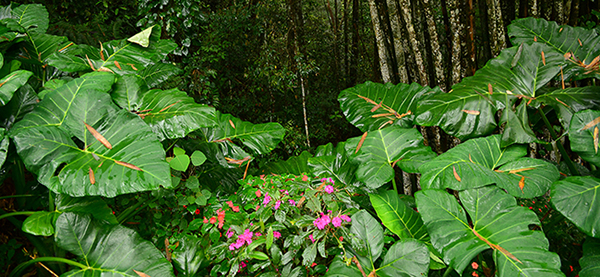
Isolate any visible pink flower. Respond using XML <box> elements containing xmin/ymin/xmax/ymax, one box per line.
<box><xmin>302</xmin><ymin>175</ymin><xmax>308</xmax><ymax>181</ymax></box>
<box><xmin>274</xmin><ymin>200</ymin><xmax>281</xmax><ymax>210</ymax></box>
<box><xmin>240</xmin><ymin>261</ymin><xmax>247</xmax><ymax>269</ymax></box>
<box><xmin>226</xmin><ymin>228</ymin><xmax>234</xmax><ymax>238</ymax></box>
<box><xmin>210</xmin><ymin>217</ymin><xmax>217</xmax><ymax>224</ymax></box>
<box><xmin>255</xmin><ymin>232</ymin><xmax>262</xmax><ymax>237</ymax></box>
<box><xmin>332</xmin><ymin>216</ymin><xmax>342</xmax><ymax>227</ymax></box>
<box><xmin>321</xmin><ymin>177</ymin><xmax>334</xmax><ymax>184</ymax></box>
<box><xmin>309</xmin><ymin>234</ymin><xmax>315</xmax><ymax>243</ymax></box>
<box><xmin>288</xmin><ymin>199</ymin><xmax>296</xmax><ymax>206</ymax></box>
<box><xmin>263</xmin><ymin>193</ymin><xmax>271</xmax><ymax>207</ymax></box>
<box><xmin>273</xmin><ymin>231</ymin><xmax>281</xmax><ymax>239</ymax></box>
<box><xmin>240</xmin><ymin>229</ymin><xmax>253</xmax><ymax>244</ymax></box>
<box><xmin>340</xmin><ymin>215</ymin><xmax>351</xmax><ymax>222</ymax></box>
<box><xmin>313</xmin><ymin>213</ymin><xmax>331</xmax><ymax>230</ymax></box>
<box><xmin>324</xmin><ymin>185</ymin><xmax>334</xmax><ymax>194</ymax></box>
<box><xmin>255</xmin><ymin>190</ymin><xmax>262</xmax><ymax>198</ymax></box>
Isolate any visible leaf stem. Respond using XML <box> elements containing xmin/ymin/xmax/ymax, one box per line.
<box><xmin>537</xmin><ymin>107</ymin><xmax>579</xmax><ymax>176</ymax></box>
<box><xmin>392</xmin><ymin>177</ymin><xmax>398</xmax><ymax>194</ymax></box>
<box><xmin>0</xmin><ymin>194</ymin><xmax>34</xmax><ymax>200</ymax></box>
<box><xmin>117</xmin><ymin>195</ymin><xmax>160</xmax><ymax>224</ymax></box>
<box><xmin>442</xmin><ymin>266</ymin><xmax>454</xmax><ymax>277</ymax></box>
<box><xmin>9</xmin><ymin>257</ymin><xmax>88</xmax><ymax>277</ymax></box>
<box><xmin>0</xmin><ymin>211</ymin><xmax>36</xmax><ymax>221</ymax></box>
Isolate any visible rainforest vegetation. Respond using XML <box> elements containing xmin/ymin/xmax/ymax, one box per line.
<box><xmin>1</xmin><ymin>0</ymin><xmax>600</xmax><ymax>276</ymax></box>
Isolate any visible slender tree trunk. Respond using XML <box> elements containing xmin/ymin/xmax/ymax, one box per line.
<box><xmin>569</xmin><ymin>0</ymin><xmax>579</xmax><ymax>26</ymax></box>
<box><xmin>368</xmin><ymin>0</ymin><xmax>393</xmax><ymax>83</ymax></box>
<box><xmin>386</xmin><ymin>0</ymin><xmax>409</xmax><ymax>83</ymax></box>
<box><xmin>486</xmin><ymin>0</ymin><xmax>507</xmax><ymax>57</ymax></box>
<box><xmin>325</xmin><ymin>0</ymin><xmax>341</xmax><ymax>91</ymax></box>
<box><xmin>555</xmin><ymin>0</ymin><xmax>565</xmax><ymax>24</ymax></box>
<box><xmin>423</xmin><ymin>0</ymin><xmax>446</xmax><ymax>89</ymax></box>
<box><xmin>564</xmin><ymin>0</ymin><xmax>572</xmax><ymax>24</ymax></box>
<box><xmin>519</xmin><ymin>0</ymin><xmax>528</xmax><ymax>18</ymax></box>
<box><xmin>467</xmin><ymin>0</ymin><xmax>476</xmax><ymax>76</ymax></box>
<box><xmin>447</xmin><ymin>0</ymin><xmax>463</xmax><ymax>84</ymax></box>
<box><xmin>287</xmin><ymin>0</ymin><xmax>311</xmax><ymax>147</ymax></box>
<box><xmin>396</xmin><ymin>0</ymin><xmax>428</xmax><ymax>85</ymax></box>
<box><xmin>350</xmin><ymin>0</ymin><xmax>359</xmax><ymax>86</ymax></box>
<box><xmin>530</xmin><ymin>0</ymin><xmax>539</xmax><ymax>17</ymax></box>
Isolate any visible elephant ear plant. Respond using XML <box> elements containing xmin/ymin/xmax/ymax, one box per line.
<box><xmin>0</xmin><ymin>3</ymin><xmax>286</xmax><ymax>276</ymax></box>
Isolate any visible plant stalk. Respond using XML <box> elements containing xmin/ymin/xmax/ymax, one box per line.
<box><xmin>537</xmin><ymin>107</ymin><xmax>579</xmax><ymax>176</ymax></box>
<box><xmin>9</xmin><ymin>257</ymin><xmax>88</xmax><ymax>277</ymax></box>
<box><xmin>0</xmin><ymin>211</ymin><xmax>36</xmax><ymax>221</ymax></box>
<box><xmin>442</xmin><ymin>266</ymin><xmax>454</xmax><ymax>277</ymax></box>
<box><xmin>0</xmin><ymin>194</ymin><xmax>34</xmax><ymax>200</ymax></box>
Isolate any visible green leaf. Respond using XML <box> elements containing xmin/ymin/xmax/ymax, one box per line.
<box><xmin>370</xmin><ymin>190</ymin><xmax>429</xmax><ymax>242</ymax></box>
<box><xmin>419</xmin><ymin>135</ymin><xmax>559</xmax><ymax>198</ymax></box>
<box><xmin>250</xmin><ymin>251</ymin><xmax>270</xmax><ymax>261</ymax></box>
<box><xmin>138</xmin><ymin>62</ymin><xmax>182</xmax><ymax>88</ymax></box>
<box><xmin>416</xmin><ymin>42</ymin><xmax>566</xmax><ymax>140</ymax></box>
<box><xmin>111</xmin><ymin>75</ymin><xmax>144</xmax><ymax>111</ymax></box>
<box><xmin>47</xmin><ymin>36</ymin><xmax>177</xmax><ymax>75</ymax></box>
<box><xmin>54</xmin><ymin>194</ymin><xmax>117</xmax><ymax>224</ymax></box>
<box><xmin>500</xmin><ymin>100</ymin><xmax>537</xmax><ymax>147</ymax></box>
<box><xmin>173</xmin><ymin>147</ymin><xmax>186</xmax><ymax>156</ymax></box>
<box><xmin>202</xmin><ymin>111</ymin><xmax>285</xmax><ymax>155</ymax></box>
<box><xmin>11</xmin><ymin>4</ymin><xmax>48</xmax><ymax>34</ymax></box>
<box><xmin>55</xmin><ymin>212</ymin><xmax>175</xmax><ymax>276</ymax></box>
<box><xmin>569</xmin><ymin>110</ymin><xmax>600</xmax><ymax>167</ymax></box>
<box><xmin>309</xmin><ymin>141</ymin><xmax>359</xmax><ymax>187</ymax></box>
<box><xmin>191</xmin><ymin>150</ymin><xmax>207</xmax><ymax>166</ymax></box>
<box><xmin>0</xmin><ymin>128</ymin><xmax>7</xmax><ymax>167</ymax></box>
<box><xmin>266</xmin><ymin>226</ymin><xmax>274</xmax><ymax>250</ymax></box>
<box><xmin>580</xmin><ymin>237</ymin><xmax>600</xmax><ymax>277</ymax></box>
<box><xmin>344</xmin><ymin>126</ymin><xmax>435</xmax><ymax>189</ymax></box>
<box><xmin>22</xmin><ymin>211</ymin><xmax>54</xmax><ymax>236</ymax></box>
<box><xmin>261</xmin><ymin>150</ymin><xmax>312</xmax><ymax>175</ymax></box>
<box><xmin>20</xmin><ymin>33</ymin><xmax>72</xmax><ymax>66</ymax></box>
<box><xmin>324</xmin><ymin>255</ymin><xmax>364</xmax><ymax>277</ymax></box>
<box><xmin>339</xmin><ymin>81</ymin><xmax>439</xmax><ymax>132</ymax></box>
<box><xmin>0</xmin><ymin>70</ymin><xmax>33</xmax><ymax>106</ymax></box>
<box><xmin>9</xmin><ymin>72</ymin><xmax>171</xmax><ymax>197</ymax></box>
<box><xmin>138</xmin><ymin>88</ymin><xmax>217</xmax><ymax>141</ymax></box>
<box><xmin>377</xmin><ymin>239</ymin><xmax>430</xmax><ymax>277</ymax></box>
<box><xmin>301</xmin><ymin>243</ymin><xmax>318</xmax><ymax>266</ymax></box>
<box><xmin>172</xmin><ymin>235</ymin><xmax>205</xmax><ymax>276</ymax></box>
<box><xmin>350</xmin><ymin>210</ymin><xmax>383</xmax><ymax>265</ymax></box>
<box><xmin>509</xmin><ymin>17</ymin><xmax>600</xmax><ymax>80</ymax></box>
<box><xmin>415</xmin><ymin>186</ymin><xmax>562</xmax><ymax>276</ymax></box>
<box><xmin>0</xmin><ymin>84</ymin><xmax>38</xmax><ymax>129</ymax></box>
<box><xmin>536</xmin><ymin>87</ymin><xmax>600</xmax><ymax>129</ymax></box>
<box><xmin>127</xmin><ymin>25</ymin><xmax>155</xmax><ymax>47</ymax></box>
<box><xmin>551</xmin><ymin>176</ymin><xmax>600</xmax><ymax>237</ymax></box>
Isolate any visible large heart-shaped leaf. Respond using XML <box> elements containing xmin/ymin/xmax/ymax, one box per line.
<box><xmin>138</xmin><ymin>62</ymin><xmax>182</xmax><ymax>88</ymax></box>
<box><xmin>111</xmin><ymin>75</ymin><xmax>145</xmax><ymax>111</ymax></box>
<box><xmin>370</xmin><ymin>190</ymin><xmax>428</xmax><ymax>242</ymax></box>
<box><xmin>377</xmin><ymin>239</ymin><xmax>430</xmax><ymax>277</ymax></box>
<box><xmin>338</xmin><ymin>81</ymin><xmax>438</xmax><ymax>131</ymax></box>
<box><xmin>416</xmin><ymin>42</ymin><xmax>566</xmax><ymax>140</ymax></box>
<box><xmin>260</xmin><ymin>150</ymin><xmax>312</xmax><ymax>175</ymax></box>
<box><xmin>309</xmin><ymin>141</ymin><xmax>360</xmax><ymax>188</ymax></box>
<box><xmin>351</xmin><ymin>210</ymin><xmax>384</xmax><ymax>269</ymax></box>
<box><xmin>55</xmin><ymin>212</ymin><xmax>175</xmax><ymax>276</ymax></box>
<box><xmin>415</xmin><ymin>186</ymin><xmax>563</xmax><ymax>276</ymax></box>
<box><xmin>9</xmin><ymin>72</ymin><xmax>171</xmax><ymax>197</ymax></box>
<box><xmin>551</xmin><ymin>176</ymin><xmax>600</xmax><ymax>237</ymax></box>
<box><xmin>419</xmin><ymin>135</ymin><xmax>559</xmax><ymax>198</ymax></box>
<box><xmin>135</xmin><ymin>88</ymin><xmax>217</xmax><ymax>141</ymax></box>
<box><xmin>536</xmin><ymin>87</ymin><xmax>600</xmax><ymax>129</ymax></box>
<box><xmin>172</xmin><ymin>235</ymin><xmax>206</xmax><ymax>276</ymax></box>
<box><xmin>580</xmin><ymin>237</ymin><xmax>600</xmax><ymax>277</ymax></box>
<box><xmin>568</xmin><ymin>110</ymin><xmax>600</xmax><ymax>167</ymax></box>
<box><xmin>11</xmin><ymin>4</ymin><xmax>48</xmax><ymax>35</ymax></box>
<box><xmin>509</xmin><ymin>17</ymin><xmax>600</xmax><ymax>80</ymax></box>
<box><xmin>19</xmin><ymin>33</ymin><xmax>72</xmax><ymax>67</ymax></box>
<box><xmin>22</xmin><ymin>194</ymin><xmax>117</xmax><ymax>236</ymax></box>
<box><xmin>343</xmin><ymin>126</ymin><xmax>435</xmax><ymax>189</ymax></box>
<box><xmin>47</xmin><ymin>27</ymin><xmax>177</xmax><ymax>75</ymax></box>
<box><xmin>201</xmin><ymin>112</ymin><xmax>285</xmax><ymax>155</ymax></box>
<box><xmin>0</xmin><ymin>70</ymin><xmax>32</xmax><ymax>106</ymax></box>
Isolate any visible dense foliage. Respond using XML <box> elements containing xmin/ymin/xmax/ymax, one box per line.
<box><xmin>1</xmin><ymin>2</ymin><xmax>600</xmax><ymax>277</ymax></box>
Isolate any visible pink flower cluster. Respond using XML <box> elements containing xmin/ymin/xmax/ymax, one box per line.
<box><xmin>273</xmin><ymin>231</ymin><xmax>282</xmax><ymax>239</ymax></box>
<box><xmin>229</xmin><ymin>229</ymin><xmax>253</xmax><ymax>250</ymax></box>
<box><xmin>313</xmin><ymin>213</ymin><xmax>351</xmax><ymax>230</ymax></box>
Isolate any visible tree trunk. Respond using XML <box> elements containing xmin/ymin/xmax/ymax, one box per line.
<box><xmin>396</xmin><ymin>0</ymin><xmax>428</xmax><ymax>85</ymax></box>
<box><xmin>368</xmin><ymin>0</ymin><xmax>393</xmax><ymax>83</ymax></box>
<box><xmin>529</xmin><ymin>0</ymin><xmax>539</xmax><ymax>17</ymax></box>
<box><xmin>447</xmin><ymin>0</ymin><xmax>463</xmax><ymax>85</ymax></box>
<box><xmin>385</xmin><ymin>0</ymin><xmax>409</xmax><ymax>83</ymax></box>
<box><xmin>569</xmin><ymin>0</ymin><xmax>579</xmax><ymax>26</ymax></box>
<box><xmin>423</xmin><ymin>0</ymin><xmax>446</xmax><ymax>89</ymax></box>
<box><xmin>467</xmin><ymin>0</ymin><xmax>476</xmax><ymax>76</ymax></box>
<box><xmin>486</xmin><ymin>0</ymin><xmax>507</xmax><ymax>57</ymax></box>
<box><xmin>287</xmin><ymin>0</ymin><xmax>311</xmax><ymax>147</ymax></box>
<box><xmin>349</xmin><ymin>0</ymin><xmax>359</xmax><ymax>86</ymax></box>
